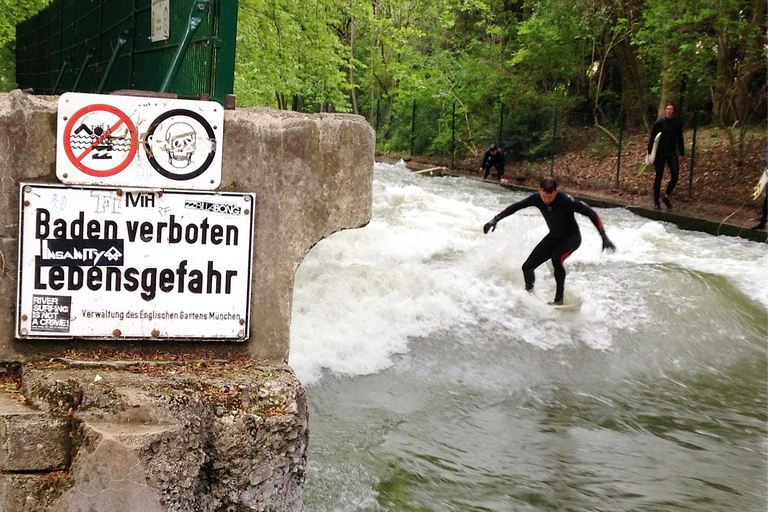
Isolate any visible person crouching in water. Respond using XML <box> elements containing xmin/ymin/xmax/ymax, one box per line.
<box><xmin>481</xmin><ymin>144</ymin><xmax>506</xmax><ymax>180</ymax></box>
<box><xmin>483</xmin><ymin>177</ymin><xmax>616</xmax><ymax>305</ymax></box>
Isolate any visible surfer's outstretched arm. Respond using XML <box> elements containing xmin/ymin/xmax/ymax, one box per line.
<box><xmin>483</xmin><ymin>194</ymin><xmax>538</xmax><ymax>234</ymax></box>
<box><xmin>572</xmin><ymin>200</ymin><xmax>616</xmax><ymax>252</ymax></box>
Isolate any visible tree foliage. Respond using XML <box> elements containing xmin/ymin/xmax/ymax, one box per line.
<box><xmin>3</xmin><ymin>1</ymin><xmax>763</xmax><ymax>164</ymax></box>
<box><xmin>0</xmin><ymin>0</ymin><xmax>48</xmax><ymax>90</ymax></box>
<box><xmin>235</xmin><ymin>0</ymin><xmax>766</xmax><ymax>163</ymax></box>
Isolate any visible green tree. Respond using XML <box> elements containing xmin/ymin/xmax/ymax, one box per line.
<box><xmin>637</xmin><ymin>0</ymin><xmax>766</xmax><ymax>165</ymax></box>
<box><xmin>0</xmin><ymin>0</ymin><xmax>48</xmax><ymax>91</ymax></box>
<box><xmin>235</xmin><ymin>0</ymin><xmax>353</xmax><ymax>109</ymax></box>
<box><xmin>710</xmin><ymin>0</ymin><xmax>766</xmax><ymax>166</ymax></box>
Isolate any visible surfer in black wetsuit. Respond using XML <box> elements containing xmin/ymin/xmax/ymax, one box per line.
<box><xmin>648</xmin><ymin>103</ymin><xmax>685</xmax><ymax>210</ymax></box>
<box><xmin>481</xmin><ymin>145</ymin><xmax>506</xmax><ymax>180</ymax></box>
<box><xmin>482</xmin><ymin>177</ymin><xmax>615</xmax><ymax>305</ymax></box>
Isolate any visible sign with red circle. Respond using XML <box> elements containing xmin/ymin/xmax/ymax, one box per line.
<box><xmin>61</xmin><ymin>103</ymin><xmax>139</xmax><ymax>177</ymax></box>
<box><xmin>56</xmin><ymin>93</ymin><xmax>224</xmax><ymax>190</ymax></box>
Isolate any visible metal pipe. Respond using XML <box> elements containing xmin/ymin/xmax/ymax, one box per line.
<box><xmin>52</xmin><ymin>56</ymin><xmax>73</xmax><ymax>95</ymax></box>
<box><xmin>96</xmin><ymin>29</ymin><xmax>131</xmax><ymax>93</ymax></box>
<box><xmin>451</xmin><ymin>102</ymin><xmax>456</xmax><ymax>169</ymax></box>
<box><xmin>159</xmin><ymin>1</ymin><xmax>209</xmax><ymax>93</ymax></box>
<box><xmin>615</xmin><ymin>111</ymin><xmax>625</xmax><ymax>188</ymax></box>
<box><xmin>498</xmin><ymin>102</ymin><xmax>504</xmax><ymax>147</ymax></box>
<box><xmin>410</xmin><ymin>99</ymin><xmax>416</xmax><ymax>156</ymax></box>
<box><xmin>688</xmin><ymin>114</ymin><xmax>698</xmax><ymax>197</ymax></box>
<box><xmin>72</xmin><ymin>47</ymin><xmax>97</xmax><ymax>92</ymax></box>
<box><xmin>550</xmin><ymin>109</ymin><xmax>558</xmax><ymax>176</ymax></box>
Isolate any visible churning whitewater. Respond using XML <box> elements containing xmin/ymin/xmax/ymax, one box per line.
<box><xmin>291</xmin><ymin>161</ymin><xmax>766</xmax><ymax>384</ymax></box>
<box><xmin>291</xmin><ymin>161</ymin><xmax>767</xmax><ymax>512</ymax></box>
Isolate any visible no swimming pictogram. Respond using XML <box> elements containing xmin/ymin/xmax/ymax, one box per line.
<box><xmin>56</xmin><ymin>93</ymin><xmax>223</xmax><ymax>190</ymax></box>
<box><xmin>62</xmin><ymin>103</ymin><xmax>139</xmax><ymax>177</ymax></box>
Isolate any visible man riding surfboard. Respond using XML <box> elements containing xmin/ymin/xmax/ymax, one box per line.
<box><xmin>483</xmin><ymin>177</ymin><xmax>615</xmax><ymax>306</ymax></box>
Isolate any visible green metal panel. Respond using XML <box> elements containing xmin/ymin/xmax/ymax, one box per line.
<box><xmin>16</xmin><ymin>0</ymin><xmax>238</xmax><ymax>104</ymax></box>
<box><xmin>46</xmin><ymin>1</ymin><xmax>63</xmax><ymax>93</ymax></box>
<box><xmin>211</xmin><ymin>0</ymin><xmax>237</xmax><ymax>101</ymax></box>
<box><xmin>15</xmin><ymin>21</ymin><xmax>27</xmax><ymax>87</ymax></box>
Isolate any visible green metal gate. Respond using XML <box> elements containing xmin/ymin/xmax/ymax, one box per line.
<box><xmin>15</xmin><ymin>0</ymin><xmax>238</xmax><ymax>105</ymax></box>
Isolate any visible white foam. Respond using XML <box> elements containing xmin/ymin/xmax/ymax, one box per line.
<box><xmin>289</xmin><ymin>163</ymin><xmax>767</xmax><ymax>385</ymax></box>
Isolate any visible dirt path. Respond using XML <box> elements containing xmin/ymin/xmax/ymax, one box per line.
<box><xmin>378</xmin><ymin>127</ymin><xmax>767</xmax><ymax>241</ymax></box>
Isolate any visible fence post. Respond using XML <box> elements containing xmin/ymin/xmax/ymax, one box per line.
<box><xmin>96</xmin><ymin>29</ymin><xmax>131</xmax><ymax>94</ymax></box>
<box><xmin>498</xmin><ymin>103</ymin><xmax>504</xmax><ymax>147</ymax></box>
<box><xmin>411</xmin><ymin>99</ymin><xmax>416</xmax><ymax>156</ymax></box>
<box><xmin>615</xmin><ymin>111</ymin><xmax>625</xmax><ymax>189</ymax></box>
<box><xmin>73</xmin><ymin>47</ymin><xmax>97</xmax><ymax>92</ymax></box>
<box><xmin>550</xmin><ymin>109</ymin><xmax>558</xmax><ymax>176</ymax></box>
<box><xmin>160</xmin><ymin>0</ymin><xmax>210</xmax><ymax>93</ymax></box>
<box><xmin>688</xmin><ymin>113</ymin><xmax>698</xmax><ymax>197</ymax></box>
<box><xmin>52</xmin><ymin>56</ymin><xmax>73</xmax><ymax>95</ymax></box>
<box><xmin>451</xmin><ymin>102</ymin><xmax>456</xmax><ymax>169</ymax></box>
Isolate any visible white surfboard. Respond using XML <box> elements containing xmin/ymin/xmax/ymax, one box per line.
<box><xmin>549</xmin><ymin>301</ymin><xmax>582</xmax><ymax>311</ymax></box>
<box><xmin>753</xmin><ymin>170</ymin><xmax>768</xmax><ymax>199</ymax></box>
<box><xmin>645</xmin><ymin>132</ymin><xmax>662</xmax><ymax>165</ymax></box>
<box><xmin>537</xmin><ymin>290</ymin><xmax>582</xmax><ymax>311</ymax></box>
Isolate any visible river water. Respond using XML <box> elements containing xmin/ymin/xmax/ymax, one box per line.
<box><xmin>291</xmin><ymin>161</ymin><xmax>767</xmax><ymax>512</ymax></box>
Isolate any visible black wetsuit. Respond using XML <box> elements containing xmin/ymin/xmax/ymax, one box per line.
<box><xmin>482</xmin><ymin>148</ymin><xmax>506</xmax><ymax>179</ymax></box>
<box><xmin>649</xmin><ymin>116</ymin><xmax>684</xmax><ymax>204</ymax></box>
<box><xmin>494</xmin><ymin>191</ymin><xmax>604</xmax><ymax>302</ymax></box>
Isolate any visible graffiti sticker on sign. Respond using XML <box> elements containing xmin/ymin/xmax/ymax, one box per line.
<box><xmin>57</xmin><ymin>93</ymin><xmax>223</xmax><ymax>190</ymax></box>
<box><xmin>16</xmin><ymin>183</ymin><xmax>255</xmax><ymax>340</ymax></box>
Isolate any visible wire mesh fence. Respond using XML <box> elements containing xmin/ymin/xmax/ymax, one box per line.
<box><xmin>361</xmin><ymin>98</ymin><xmax>735</xmax><ymax>195</ymax></box>
<box><xmin>270</xmin><ymin>90</ymin><xmax>764</xmax><ymax>204</ymax></box>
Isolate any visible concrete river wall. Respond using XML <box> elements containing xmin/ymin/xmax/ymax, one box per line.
<box><xmin>0</xmin><ymin>90</ymin><xmax>374</xmax><ymax>511</ymax></box>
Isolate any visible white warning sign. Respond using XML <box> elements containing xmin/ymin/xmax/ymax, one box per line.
<box><xmin>151</xmin><ymin>0</ymin><xmax>170</xmax><ymax>42</ymax></box>
<box><xmin>16</xmin><ymin>183</ymin><xmax>255</xmax><ymax>341</ymax></box>
<box><xmin>56</xmin><ymin>92</ymin><xmax>223</xmax><ymax>190</ymax></box>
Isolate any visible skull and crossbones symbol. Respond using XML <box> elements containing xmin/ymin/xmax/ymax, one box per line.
<box><xmin>164</xmin><ymin>122</ymin><xmax>196</xmax><ymax>168</ymax></box>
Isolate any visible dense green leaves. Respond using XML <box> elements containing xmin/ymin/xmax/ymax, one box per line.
<box><xmin>235</xmin><ymin>0</ymin><xmax>353</xmax><ymax>109</ymax></box>
<box><xmin>233</xmin><ymin>0</ymin><xmax>766</xmax><ymax>161</ymax></box>
<box><xmin>4</xmin><ymin>1</ymin><xmax>763</xmax><ymax>163</ymax></box>
<box><xmin>0</xmin><ymin>0</ymin><xmax>48</xmax><ymax>90</ymax></box>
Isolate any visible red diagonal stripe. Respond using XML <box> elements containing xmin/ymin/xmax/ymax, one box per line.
<box><xmin>76</xmin><ymin>119</ymin><xmax>126</xmax><ymax>161</ymax></box>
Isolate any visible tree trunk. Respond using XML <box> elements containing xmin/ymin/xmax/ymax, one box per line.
<box><xmin>712</xmin><ymin>0</ymin><xmax>766</xmax><ymax>167</ymax></box>
<box><xmin>657</xmin><ymin>41</ymin><xmax>682</xmax><ymax>117</ymax></box>
<box><xmin>616</xmin><ymin>39</ymin><xmax>651</xmax><ymax>128</ymax></box>
<box><xmin>713</xmin><ymin>33</ymin><xmax>732</xmax><ymax>125</ymax></box>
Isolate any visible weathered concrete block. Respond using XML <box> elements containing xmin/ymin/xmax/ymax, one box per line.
<box><xmin>0</xmin><ymin>91</ymin><xmax>371</xmax><ymax>511</ymax></box>
<box><xmin>0</xmin><ymin>473</ymin><xmax>61</xmax><ymax>512</ymax></box>
<box><xmin>220</xmin><ymin>109</ymin><xmax>374</xmax><ymax>362</ymax></box>
<box><xmin>0</xmin><ymin>396</ymin><xmax>69</xmax><ymax>471</ymax></box>
<box><xmin>15</xmin><ymin>361</ymin><xmax>309</xmax><ymax>512</ymax></box>
<box><xmin>0</xmin><ymin>92</ymin><xmax>374</xmax><ymax>363</ymax></box>
<box><xmin>51</xmin><ymin>424</ymin><xmax>171</xmax><ymax>512</ymax></box>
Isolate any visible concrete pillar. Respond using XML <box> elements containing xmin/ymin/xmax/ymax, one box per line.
<box><xmin>0</xmin><ymin>90</ymin><xmax>374</xmax><ymax>511</ymax></box>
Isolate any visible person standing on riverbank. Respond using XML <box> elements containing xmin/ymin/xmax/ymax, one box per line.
<box><xmin>751</xmin><ymin>154</ymin><xmax>768</xmax><ymax>230</ymax></box>
<box><xmin>481</xmin><ymin>145</ymin><xmax>506</xmax><ymax>180</ymax></box>
<box><xmin>648</xmin><ymin>104</ymin><xmax>685</xmax><ymax>210</ymax></box>
<box><xmin>482</xmin><ymin>177</ymin><xmax>615</xmax><ymax>305</ymax></box>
